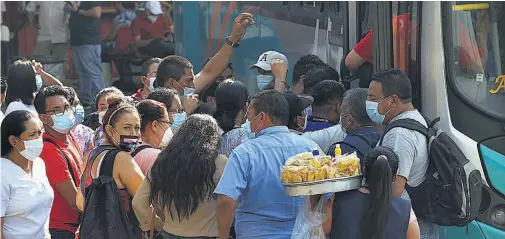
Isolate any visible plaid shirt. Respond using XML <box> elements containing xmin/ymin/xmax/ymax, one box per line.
<box><xmin>113</xmin><ymin>9</ymin><xmax>136</xmax><ymax>27</ymax></box>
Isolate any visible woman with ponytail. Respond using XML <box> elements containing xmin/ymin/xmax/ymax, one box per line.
<box><xmin>331</xmin><ymin>146</ymin><xmax>420</xmax><ymax>239</ymax></box>
<box><xmin>212</xmin><ymin>79</ymin><xmax>249</xmax><ymax>156</ymax></box>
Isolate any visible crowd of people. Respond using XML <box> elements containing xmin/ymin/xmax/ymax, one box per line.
<box><xmin>0</xmin><ymin>9</ymin><xmax>438</xmax><ymax>239</ymax></box>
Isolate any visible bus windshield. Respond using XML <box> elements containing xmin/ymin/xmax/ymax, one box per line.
<box><xmin>448</xmin><ymin>2</ymin><xmax>505</xmax><ymax>119</ymax></box>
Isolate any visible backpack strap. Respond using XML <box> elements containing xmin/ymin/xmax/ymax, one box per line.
<box><xmin>98</xmin><ymin>149</ymin><xmax>122</xmax><ymax>177</ymax></box>
<box><xmin>130</xmin><ymin>145</ymin><xmax>152</xmax><ymax>158</ymax></box>
<box><xmin>43</xmin><ymin>138</ymin><xmax>77</xmax><ymax>186</ymax></box>
<box><xmin>378</xmin><ymin>119</ymin><xmax>429</xmax><ymax>146</ymax></box>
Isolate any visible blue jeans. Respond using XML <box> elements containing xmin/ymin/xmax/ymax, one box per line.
<box><xmin>72</xmin><ymin>44</ymin><xmax>104</xmax><ymax>109</ymax></box>
<box><xmin>418</xmin><ymin>219</ymin><xmax>439</xmax><ymax>239</ymax></box>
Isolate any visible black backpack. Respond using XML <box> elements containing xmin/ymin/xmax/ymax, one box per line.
<box><xmin>379</xmin><ymin>117</ymin><xmax>482</xmax><ymax>226</ymax></box>
<box><xmin>79</xmin><ymin>149</ymin><xmax>140</xmax><ymax>239</ymax></box>
<box><xmin>130</xmin><ymin>144</ymin><xmax>153</xmax><ymax>158</ymax></box>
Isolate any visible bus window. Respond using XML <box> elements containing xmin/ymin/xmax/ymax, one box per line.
<box><xmin>446</xmin><ymin>2</ymin><xmax>505</xmax><ymax>118</ymax></box>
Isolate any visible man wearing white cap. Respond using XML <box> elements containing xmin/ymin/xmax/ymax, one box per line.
<box><xmin>250</xmin><ymin>51</ymin><xmax>289</xmax><ymax>92</ymax></box>
<box><xmin>132</xmin><ymin>1</ymin><xmax>173</xmax><ymax>58</ymax></box>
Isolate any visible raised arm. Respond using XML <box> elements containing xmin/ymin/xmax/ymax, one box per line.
<box><xmin>194</xmin><ymin>13</ymin><xmax>254</xmax><ymax>93</ymax></box>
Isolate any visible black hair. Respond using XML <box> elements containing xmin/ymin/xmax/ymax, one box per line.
<box><xmin>284</xmin><ymin>92</ymin><xmax>304</xmax><ymax>131</ymax></box>
<box><xmin>362</xmin><ymin>146</ymin><xmax>400</xmax><ymax>239</ymax></box>
<box><xmin>200</xmin><ymin>57</ymin><xmax>234</xmax><ymax>102</ymax></box>
<box><xmin>141</xmin><ymin>57</ymin><xmax>163</xmax><ymax>76</ymax></box>
<box><xmin>195</xmin><ymin>102</ymin><xmax>216</xmax><ymax>116</ymax></box>
<box><xmin>148</xmin><ymin>114</ymin><xmax>221</xmax><ymax>221</ymax></box>
<box><xmin>1</xmin><ymin>110</ymin><xmax>39</xmax><ymax>156</ymax></box>
<box><xmin>304</xmin><ymin>65</ymin><xmax>340</xmax><ymax>94</ymax></box>
<box><xmin>146</xmin><ymin>88</ymin><xmax>179</xmax><ymax>110</ymax></box>
<box><xmin>371</xmin><ymin>68</ymin><xmax>412</xmax><ymax>103</ymax></box>
<box><xmin>136</xmin><ymin>99</ymin><xmax>167</xmax><ymax>132</ymax></box>
<box><xmin>213</xmin><ymin>80</ymin><xmax>248</xmax><ymax>132</ymax></box>
<box><xmin>94</xmin><ymin>87</ymin><xmax>124</xmax><ymax>110</ymax></box>
<box><xmin>292</xmin><ymin>54</ymin><xmax>325</xmax><ymax>84</ymax></box>
<box><xmin>250</xmin><ymin>90</ymin><xmax>289</xmax><ymax>126</ymax></box>
<box><xmin>64</xmin><ymin>86</ymin><xmax>78</xmax><ymax>106</ymax></box>
<box><xmin>342</xmin><ymin>88</ymin><xmax>373</xmax><ymax>125</ymax></box>
<box><xmin>34</xmin><ymin>85</ymin><xmax>71</xmax><ymax>114</ymax></box>
<box><xmin>2</xmin><ymin>60</ymin><xmax>37</xmax><ymax>113</ymax></box>
<box><xmin>102</xmin><ymin>96</ymin><xmax>139</xmax><ymax>139</ymax></box>
<box><xmin>0</xmin><ymin>77</ymin><xmax>7</xmax><ymax>94</ymax></box>
<box><xmin>311</xmin><ymin>80</ymin><xmax>345</xmax><ymax>106</ymax></box>
<box><xmin>156</xmin><ymin>55</ymin><xmax>193</xmax><ymax>88</ymax></box>
<box><xmin>121</xmin><ymin>2</ymin><xmax>136</xmax><ymax>10</ymax></box>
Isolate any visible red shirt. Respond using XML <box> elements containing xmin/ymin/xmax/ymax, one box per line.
<box><xmin>131</xmin><ymin>13</ymin><xmax>171</xmax><ymax>40</ymax></box>
<box><xmin>40</xmin><ymin>133</ymin><xmax>83</xmax><ymax>233</ymax></box>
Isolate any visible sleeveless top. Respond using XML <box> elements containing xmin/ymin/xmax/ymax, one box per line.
<box><xmin>81</xmin><ymin>145</ymin><xmax>137</xmax><ymax>224</ymax></box>
<box><xmin>331</xmin><ymin>190</ymin><xmax>411</xmax><ymax>239</ymax></box>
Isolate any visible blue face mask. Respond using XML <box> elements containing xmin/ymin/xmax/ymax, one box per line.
<box><xmin>35</xmin><ymin>75</ymin><xmax>43</xmax><ymax>91</ymax></box>
<box><xmin>366</xmin><ymin>97</ymin><xmax>393</xmax><ymax>124</ymax></box>
<box><xmin>73</xmin><ymin>104</ymin><xmax>85</xmax><ymax>126</ymax></box>
<box><xmin>184</xmin><ymin>87</ymin><xmax>195</xmax><ymax>96</ymax></box>
<box><xmin>241</xmin><ymin>119</ymin><xmax>256</xmax><ymax>139</ymax></box>
<box><xmin>257</xmin><ymin>75</ymin><xmax>274</xmax><ymax>91</ymax></box>
<box><xmin>51</xmin><ymin>110</ymin><xmax>75</xmax><ymax>134</ymax></box>
<box><xmin>171</xmin><ymin>112</ymin><xmax>187</xmax><ymax>132</ymax></box>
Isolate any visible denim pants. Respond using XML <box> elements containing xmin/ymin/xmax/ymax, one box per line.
<box><xmin>50</xmin><ymin>229</ymin><xmax>75</xmax><ymax>239</ymax></box>
<box><xmin>418</xmin><ymin>219</ymin><xmax>440</xmax><ymax>239</ymax></box>
<box><xmin>72</xmin><ymin>44</ymin><xmax>104</xmax><ymax>110</ymax></box>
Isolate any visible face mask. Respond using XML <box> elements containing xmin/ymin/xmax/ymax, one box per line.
<box><xmin>146</xmin><ymin>14</ymin><xmax>157</xmax><ymax>24</ymax></box>
<box><xmin>15</xmin><ymin>137</ymin><xmax>44</xmax><ymax>161</ymax></box>
<box><xmin>171</xmin><ymin>112</ymin><xmax>187</xmax><ymax>132</ymax></box>
<box><xmin>158</xmin><ymin>126</ymin><xmax>174</xmax><ymax>149</ymax></box>
<box><xmin>257</xmin><ymin>75</ymin><xmax>274</xmax><ymax>91</ymax></box>
<box><xmin>110</xmin><ymin>127</ymin><xmax>141</xmax><ymax>152</ymax></box>
<box><xmin>241</xmin><ymin>119</ymin><xmax>255</xmax><ymax>140</ymax></box>
<box><xmin>74</xmin><ymin>104</ymin><xmax>85</xmax><ymax>126</ymax></box>
<box><xmin>339</xmin><ymin>114</ymin><xmax>349</xmax><ymax>134</ymax></box>
<box><xmin>184</xmin><ymin>87</ymin><xmax>195</xmax><ymax>96</ymax></box>
<box><xmin>98</xmin><ymin>111</ymin><xmax>106</xmax><ymax>125</ymax></box>
<box><xmin>366</xmin><ymin>97</ymin><xmax>393</xmax><ymax>124</ymax></box>
<box><xmin>148</xmin><ymin>77</ymin><xmax>156</xmax><ymax>91</ymax></box>
<box><xmin>35</xmin><ymin>74</ymin><xmax>43</xmax><ymax>91</ymax></box>
<box><xmin>51</xmin><ymin>110</ymin><xmax>75</xmax><ymax>134</ymax></box>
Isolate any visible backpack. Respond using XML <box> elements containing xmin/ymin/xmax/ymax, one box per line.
<box><xmin>328</xmin><ymin>134</ymin><xmax>374</xmax><ymax>158</ymax></box>
<box><xmin>379</xmin><ymin>117</ymin><xmax>482</xmax><ymax>226</ymax></box>
<box><xmin>79</xmin><ymin>149</ymin><xmax>140</xmax><ymax>239</ymax></box>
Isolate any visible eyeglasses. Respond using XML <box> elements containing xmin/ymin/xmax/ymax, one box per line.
<box><xmin>45</xmin><ymin>105</ymin><xmax>73</xmax><ymax>116</ymax></box>
<box><xmin>158</xmin><ymin>119</ymin><xmax>171</xmax><ymax>126</ymax></box>
<box><xmin>168</xmin><ymin>107</ymin><xmax>185</xmax><ymax>114</ymax></box>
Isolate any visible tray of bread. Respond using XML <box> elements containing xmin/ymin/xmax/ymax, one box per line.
<box><xmin>280</xmin><ymin>147</ymin><xmax>362</xmax><ymax>196</ymax></box>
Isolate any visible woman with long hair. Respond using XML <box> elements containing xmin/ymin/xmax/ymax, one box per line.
<box><xmin>1</xmin><ymin>59</ymin><xmax>62</xmax><ymax>116</ymax></box>
<box><xmin>331</xmin><ymin>146</ymin><xmax>420</xmax><ymax>239</ymax></box>
<box><xmin>1</xmin><ymin>110</ymin><xmax>54</xmax><ymax>238</ymax></box>
<box><xmin>212</xmin><ymin>79</ymin><xmax>248</xmax><ymax>156</ymax></box>
<box><xmin>76</xmin><ymin>97</ymin><xmax>145</xmax><ymax>237</ymax></box>
<box><xmin>133</xmin><ymin>99</ymin><xmax>173</xmax><ymax>174</ymax></box>
<box><xmin>133</xmin><ymin>114</ymin><xmax>227</xmax><ymax>239</ymax></box>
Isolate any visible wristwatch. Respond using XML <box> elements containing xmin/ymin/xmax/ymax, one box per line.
<box><xmin>225</xmin><ymin>36</ymin><xmax>240</xmax><ymax>48</ymax></box>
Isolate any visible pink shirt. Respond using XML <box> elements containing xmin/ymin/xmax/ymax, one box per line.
<box><xmin>132</xmin><ymin>144</ymin><xmax>161</xmax><ymax>175</ymax></box>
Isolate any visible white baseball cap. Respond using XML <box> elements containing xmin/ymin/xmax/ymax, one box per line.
<box><xmin>250</xmin><ymin>51</ymin><xmax>288</xmax><ymax>71</ymax></box>
<box><xmin>146</xmin><ymin>1</ymin><xmax>163</xmax><ymax>15</ymax></box>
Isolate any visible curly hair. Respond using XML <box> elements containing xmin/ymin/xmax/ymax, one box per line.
<box><xmin>148</xmin><ymin>114</ymin><xmax>221</xmax><ymax>221</ymax></box>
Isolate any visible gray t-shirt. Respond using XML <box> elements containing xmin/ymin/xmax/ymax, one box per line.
<box><xmin>380</xmin><ymin>110</ymin><xmax>429</xmax><ymax>199</ymax></box>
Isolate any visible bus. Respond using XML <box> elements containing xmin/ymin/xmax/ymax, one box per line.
<box><xmin>173</xmin><ymin>2</ymin><xmax>505</xmax><ymax>238</ymax></box>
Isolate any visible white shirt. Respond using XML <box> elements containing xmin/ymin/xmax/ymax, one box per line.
<box><xmin>4</xmin><ymin>101</ymin><xmax>38</xmax><ymax>117</ymax></box>
<box><xmin>1</xmin><ymin>157</ymin><xmax>54</xmax><ymax>239</ymax></box>
<box><xmin>26</xmin><ymin>1</ymin><xmax>68</xmax><ymax>43</ymax></box>
<box><xmin>302</xmin><ymin>124</ymin><xmax>346</xmax><ymax>154</ymax></box>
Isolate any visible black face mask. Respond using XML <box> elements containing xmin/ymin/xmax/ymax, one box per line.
<box><xmin>117</xmin><ymin>135</ymin><xmax>141</xmax><ymax>152</ymax></box>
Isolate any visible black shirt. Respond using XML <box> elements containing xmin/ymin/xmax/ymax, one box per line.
<box><xmin>69</xmin><ymin>1</ymin><xmax>102</xmax><ymax>46</ymax></box>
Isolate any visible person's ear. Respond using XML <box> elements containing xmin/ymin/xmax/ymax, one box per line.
<box><xmin>168</xmin><ymin>78</ymin><xmax>177</xmax><ymax>89</ymax></box>
<box><xmin>104</xmin><ymin>124</ymin><xmax>114</xmax><ymax>138</ymax></box>
<box><xmin>39</xmin><ymin>114</ymin><xmax>53</xmax><ymax>126</ymax></box>
<box><xmin>141</xmin><ymin>76</ymin><xmax>149</xmax><ymax>87</ymax></box>
<box><xmin>393</xmin><ymin>173</ymin><xmax>398</xmax><ymax>183</ymax></box>
<box><xmin>8</xmin><ymin>135</ymin><xmax>19</xmax><ymax>149</ymax></box>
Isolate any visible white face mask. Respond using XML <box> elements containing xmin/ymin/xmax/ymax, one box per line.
<box><xmin>146</xmin><ymin>14</ymin><xmax>158</xmax><ymax>24</ymax></box>
<box><xmin>98</xmin><ymin>111</ymin><xmax>106</xmax><ymax>125</ymax></box>
<box><xmin>15</xmin><ymin>137</ymin><xmax>44</xmax><ymax>161</ymax></box>
<box><xmin>159</xmin><ymin>126</ymin><xmax>174</xmax><ymax>149</ymax></box>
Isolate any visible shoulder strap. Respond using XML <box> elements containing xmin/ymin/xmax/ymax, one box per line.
<box><xmin>378</xmin><ymin>119</ymin><xmax>429</xmax><ymax>145</ymax></box>
<box><xmin>99</xmin><ymin>149</ymin><xmax>122</xmax><ymax>177</ymax></box>
<box><xmin>130</xmin><ymin>145</ymin><xmax>152</xmax><ymax>158</ymax></box>
<box><xmin>43</xmin><ymin>138</ymin><xmax>77</xmax><ymax>186</ymax></box>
